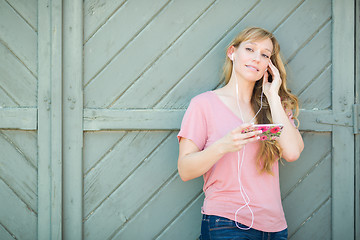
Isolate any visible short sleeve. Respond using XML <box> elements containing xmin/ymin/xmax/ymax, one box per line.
<box><xmin>177</xmin><ymin>96</ymin><xmax>208</xmax><ymax>151</ymax></box>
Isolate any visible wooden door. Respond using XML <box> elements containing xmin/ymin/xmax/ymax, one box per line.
<box><xmin>0</xmin><ymin>0</ymin><xmax>357</xmax><ymax>239</ymax></box>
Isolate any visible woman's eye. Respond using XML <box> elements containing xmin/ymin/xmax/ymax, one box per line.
<box><xmin>246</xmin><ymin>47</ymin><xmax>253</xmax><ymax>52</ymax></box>
<box><xmin>262</xmin><ymin>54</ymin><xmax>270</xmax><ymax>58</ymax></box>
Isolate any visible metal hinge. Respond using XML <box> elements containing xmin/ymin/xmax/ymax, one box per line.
<box><xmin>316</xmin><ymin>104</ymin><xmax>360</xmax><ymax>134</ymax></box>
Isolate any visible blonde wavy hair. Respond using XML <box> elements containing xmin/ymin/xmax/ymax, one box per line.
<box><xmin>222</xmin><ymin>27</ymin><xmax>299</xmax><ymax>174</ymax></box>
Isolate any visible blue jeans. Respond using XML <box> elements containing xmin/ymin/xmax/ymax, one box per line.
<box><xmin>200</xmin><ymin>215</ymin><xmax>288</xmax><ymax>240</ymax></box>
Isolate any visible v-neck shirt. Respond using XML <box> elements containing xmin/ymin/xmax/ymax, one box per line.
<box><xmin>178</xmin><ymin>91</ymin><xmax>287</xmax><ymax>232</ymax></box>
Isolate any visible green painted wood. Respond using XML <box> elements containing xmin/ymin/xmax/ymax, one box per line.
<box><xmin>287</xmin><ymin>21</ymin><xmax>331</xmax><ymax>96</ymax></box>
<box><xmin>62</xmin><ymin>0</ymin><xmax>83</xmax><ymax>239</ymax></box>
<box><xmin>84</xmin><ymin>0</ymin><xmax>127</xmax><ymax>42</ymax></box>
<box><xmin>84</xmin><ymin>109</ymin><xmax>185</xmax><ymax>130</ymax></box>
<box><xmin>156</xmin><ymin>193</ymin><xmax>204</xmax><ymax>240</ymax></box>
<box><xmin>113</xmin><ymin>0</ymin><xmax>256</xmax><ymax>109</ymax></box>
<box><xmin>84</xmin><ymin>131</ymin><xmax>167</xmax><ymax>218</ymax></box>
<box><xmin>0</xmin><ymin>132</ymin><xmax>37</xmax><ymax>211</ymax></box>
<box><xmin>0</xmin><ymin>42</ymin><xmax>37</xmax><ymax>106</ymax></box>
<box><xmin>298</xmin><ymin>65</ymin><xmax>331</xmax><ymax>110</ymax></box>
<box><xmin>0</xmin><ymin>224</ymin><xmax>14</xmax><ymax>240</ymax></box>
<box><xmin>290</xmin><ymin>198</ymin><xmax>331</xmax><ymax>240</ymax></box>
<box><xmin>84</xmin><ymin>0</ymin><xmax>168</xmax><ymax>85</ymax></box>
<box><xmin>274</xmin><ymin>0</ymin><xmax>331</xmax><ymax>60</ymax></box>
<box><xmin>356</xmin><ymin>1</ymin><xmax>360</xmax><ymax>238</ymax></box>
<box><xmin>83</xmin><ymin>131</ymin><xmax>126</xmax><ymax>173</ymax></box>
<box><xmin>84</xmin><ymin>132</ymin><xmax>178</xmax><ymax>239</ymax></box>
<box><xmin>37</xmin><ymin>0</ymin><xmax>63</xmax><ymax>239</ymax></box>
<box><xmin>279</xmin><ymin>132</ymin><xmax>331</xmax><ymax>197</ymax></box>
<box><xmin>331</xmin><ymin>0</ymin><xmax>355</xmax><ymax>238</ymax></box>
<box><xmin>0</xmin><ymin>179</ymin><xmax>37</xmax><ymax>240</ymax></box>
<box><xmin>111</xmin><ymin>175</ymin><xmax>203</xmax><ymax>240</ymax></box>
<box><xmin>84</xmin><ymin>0</ymin><xmax>215</xmax><ymax>108</ymax></box>
<box><xmin>1</xmin><ymin>130</ymin><xmax>37</xmax><ymax>167</ymax></box>
<box><xmin>6</xmin><ymin>0</ymin><xmax>37</xmax><ymax>31</ymax></box>
<box><xmin>0</xmin><ymin>108</ymin><xmax>37</xmax><ymax>129</ymax></box>
<box><xmin>0</xmin><ymin>0</ymin><xmax>37</xmax><ymax>76</ymax></box>
<box><xmin>282</xmin><ymin>153</ymin><xmax>331</xmax><ymax>236</ymax></box>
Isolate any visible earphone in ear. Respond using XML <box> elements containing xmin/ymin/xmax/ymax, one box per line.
<box><xmin>231</xmin><ymin>53</ymin><xmax>234</xmax><ymax>61</ymax></box>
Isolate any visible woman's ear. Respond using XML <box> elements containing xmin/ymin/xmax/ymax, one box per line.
<box><xmin>227</xmin><ymin>46</ymin><xmax>235</xmax><ymax>61</ymax></box>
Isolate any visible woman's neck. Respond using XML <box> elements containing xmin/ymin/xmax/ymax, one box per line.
<box><xmin>225</xmin><ymin>74</ymin><xmax>255</xmax><ymax>104</ymax></box>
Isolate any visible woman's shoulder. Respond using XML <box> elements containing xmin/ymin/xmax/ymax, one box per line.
<box><xmin>189</xmin><ymin>91</ymin><xmax>215</xmax><ymax>104</ymax></box>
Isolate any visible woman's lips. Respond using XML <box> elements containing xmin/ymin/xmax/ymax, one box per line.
<box><xmin>245</xmin><ymin>65</ymin><xmax>259</xmax><ymax>72</ymax></box>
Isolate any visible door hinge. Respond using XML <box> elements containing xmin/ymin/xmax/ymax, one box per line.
<box><xmin>316</xmin><ymin>104</ymin><xmax>360</xmax><ymax>134</ymax></box>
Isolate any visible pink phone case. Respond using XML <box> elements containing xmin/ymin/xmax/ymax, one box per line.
<box><xmin>243</xmin><ymin>124</ymin><xmax>284</xmax><ymax>141</ymax></box>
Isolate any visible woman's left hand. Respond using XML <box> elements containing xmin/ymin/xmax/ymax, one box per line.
<box><xmin>263</xmin><ymin>59</ymin><xmax>282</xmax><ymax>99</ymax></box>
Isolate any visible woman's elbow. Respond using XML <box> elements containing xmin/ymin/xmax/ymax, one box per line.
<box><xmin>283</xmin><ymin>145</ymin><xmax>304</xmax><ymax>162</ymax></box>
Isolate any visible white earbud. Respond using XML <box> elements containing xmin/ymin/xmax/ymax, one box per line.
<box><xmin>231</xmin><ymin>53</ymin><xmax>234</xmax><ymax>61</ymax></box>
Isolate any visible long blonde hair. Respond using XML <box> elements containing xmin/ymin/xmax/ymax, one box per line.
<box><xmin>222</xmin><ymin>27</ymin><xmax>299</xmax><ymax>174</ymax></box>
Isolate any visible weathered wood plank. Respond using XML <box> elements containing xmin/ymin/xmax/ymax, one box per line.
<box><xmin>84</xmin><ymin>0</ymin><xmax>126</xmax><ymax>41</ymax></box>
<box><xmin>290</xmin><ymin>198</ymin><xmax>331</xmax><ymax>240</ymax></box>
<box><xmin>62</xmin><ymin>0</ymin><xmax>83</xmax><ymax>239</ymax></box>
<box><xmin>156</xmin><ymin>193</ymin><xmax>204</xmax><ymax>240</ymax></box>
<box><xmin>332</xmin><ymin>0</ymin><xmax>355</xmax><ymax>238</ymax></box>
<box><xmin>280</xmin><ymin>132</ymin><xmax>331</xmax><ymax>197</ymax></box>
<box><xmin>6</xmin><ymin>0</ymin><xmax>37</xmax><ymax>31</ymax></box>
<box><xmin>282</xmin><ymin>153</ymin><xmax>331</xmax><ymax>236</ymax></box>
<box><xmin>84</xmin><ymin>0</ymin><xmax>168</xmax><ymax>85</ymax></box>
<box><xmin>0</xmin><ymin>42</ymin><xmax>37</xmax><ymax>106</ymax></box>
<box><xmin>37</xmin><ymin>0</ymin><xmax>63</xmax><ymax>238</ymax></box>
<box><xmin>154</xmin><ymin>0</ymin><xmax>303</xmax><ymax>109</ymax></box>
<box><xmin>84</xmin><ymin>0</ymin><xmax>214</xmax><ymax>108</ymax></box>
<box><xmin>0</xmin><ymin>179</ymin><xmax>37</xmax><ymax>240</ymax></box>
<box><xmin>84</xmin><ymin>132</ymin><xmax>178</xmax><ymax>240</ymax></box>
<box><xmin>112</xmin><ymin>0</ymin><xmax>257</xmax><ymax>108</ymax></box>
<box><xmin>84</xmin><ymin>108</ymin><xmax>334</xmax><ymax>131</ymax></box>
<box><xmin>1</xmin><ymin>130</ymin><xmax>37</xmax><ymax>168</ymax></box>
<box><xmin>0</xmin><ymin>86</ymin><xmax>16</xmax><ymax>107</ymax></box>
<box><xmin>84</xmin><ymin>131</ymin><xmax>167</xmax><ymax>217</ymax></box>
<box><xmin>0</xmin><ymin>0</ymin><xmax>37</xmax><ymax>76</ymax></box>
<box><xmin>111</xmin><ymin>175</ymin><xmax>203</xmax><ymax>240</ymax></box>
<box><xmin>0</xmin><ymin>133</ymin><xmax>37</xmax><ymax>211</ymax></box>
<box><xmin>274</xmin><ymin>0</ymin><xmax>331</xmax><ymax>60</ymax></box>
<box><xmin>298</xmin><ymin>65</ymin><xmax>331</xmax><ymax>110</ymax></box>
<box><xmin>84</xmin><ymin>109</ymin><xmax>185</xmax><ymax>130</ymax></box>
<box><xmin>0</xmin><ymin>108</ymin><xmax>37</xmax><ymax>130</ymax></box>
<box><xmin>287</xmin><ymin>21</ymin><xmax>331</xmax><ymax>95</ymax></box>
<box><xmin>83</xmin><ymin>131</ymin><xmax>126</xmax><ymax>174</ymax></box>
<box><xmin>0</xmin><ymin>224</ymin><xmax>15</xmax><ymax>240</ymax></box>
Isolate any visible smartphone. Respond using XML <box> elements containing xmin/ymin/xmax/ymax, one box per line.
<box><xmin>242</xmin><ymin>124</ymin><xmax>284</xmax><ymax>141</ymax></box>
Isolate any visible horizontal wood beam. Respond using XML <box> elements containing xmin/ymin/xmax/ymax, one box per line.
<box><xmin>0</xmin><ymin>108</ymin><xmax>340</xmax><ymax>132</ymax></box>
<box><xmin>0</xmin><ymin>108</ymin><xmax>37</xmax><ymax>130</ymax></box>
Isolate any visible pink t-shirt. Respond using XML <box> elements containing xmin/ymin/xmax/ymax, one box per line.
<box><xmin>177</xmin><ymin>91</ymin><xmax>288</xmax><ymax>232</ymax></box>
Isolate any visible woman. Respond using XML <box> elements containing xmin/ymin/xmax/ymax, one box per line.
<box><xmin>177</xmin><ymin>27</ymin><xmax>304</xmax><ymax>239</ymax></box>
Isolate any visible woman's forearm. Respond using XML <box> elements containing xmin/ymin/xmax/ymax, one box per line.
<box><xmin>268</xmin><ymin>94</ymin><xmax>304</xmax><ymax>161</ymax></box>
<box><xmin>178</xmin><ymin>140</ymin><xmax>225</xmax><ymax>181</ymax></box>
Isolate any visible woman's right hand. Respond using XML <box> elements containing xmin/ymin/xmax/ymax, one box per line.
<box><xmin>217</xmin><ymin>123</ymin><xmax>262</xmax><ymax>154</ymax></box>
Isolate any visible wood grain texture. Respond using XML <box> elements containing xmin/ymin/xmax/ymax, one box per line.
<box><xmin>0</xmin><ymin>42</ymin><xmax>37</xmax><ymax>107</ymax></box>
<box><xmin>6</xmin><ymin>0</ymin><xmax>37</xmax><ymax>31</ymax></box>
<box><xmin>84</xmin><ymin>0</ymin><xmax>214</xmax><ymax>108</ymax></box>
<box><xmin>0</xmin><ymin>179</ymin><xmax>37</xmax><ymax>240</ymax></box>
<box><xmin>0</xmin><ymin>0</ymin><xmax>37</xmax><ymax>76</ymax></box>
<box><xmin>84</xmin><ymin>0</ymin><xmax>168</xmax><ymax>85</ymax></box>
<box><xmin>0</xmin><ymin>132</ymin><xmax>37</xmax><ymax>212</ymax></box>
<box><xmin>84</xmin><ymin>131</ymin><xmax>168</xmax><ymax>218</ymax></box>
<box><xmin>84</xmin><ymin>132</ymin><xmax>179</xmax><ymax>240</ymax></box>
<box><xmin>84</xmin><ymin>0</ymin><xmax>126</xmax><ymax>41</ymax></box>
